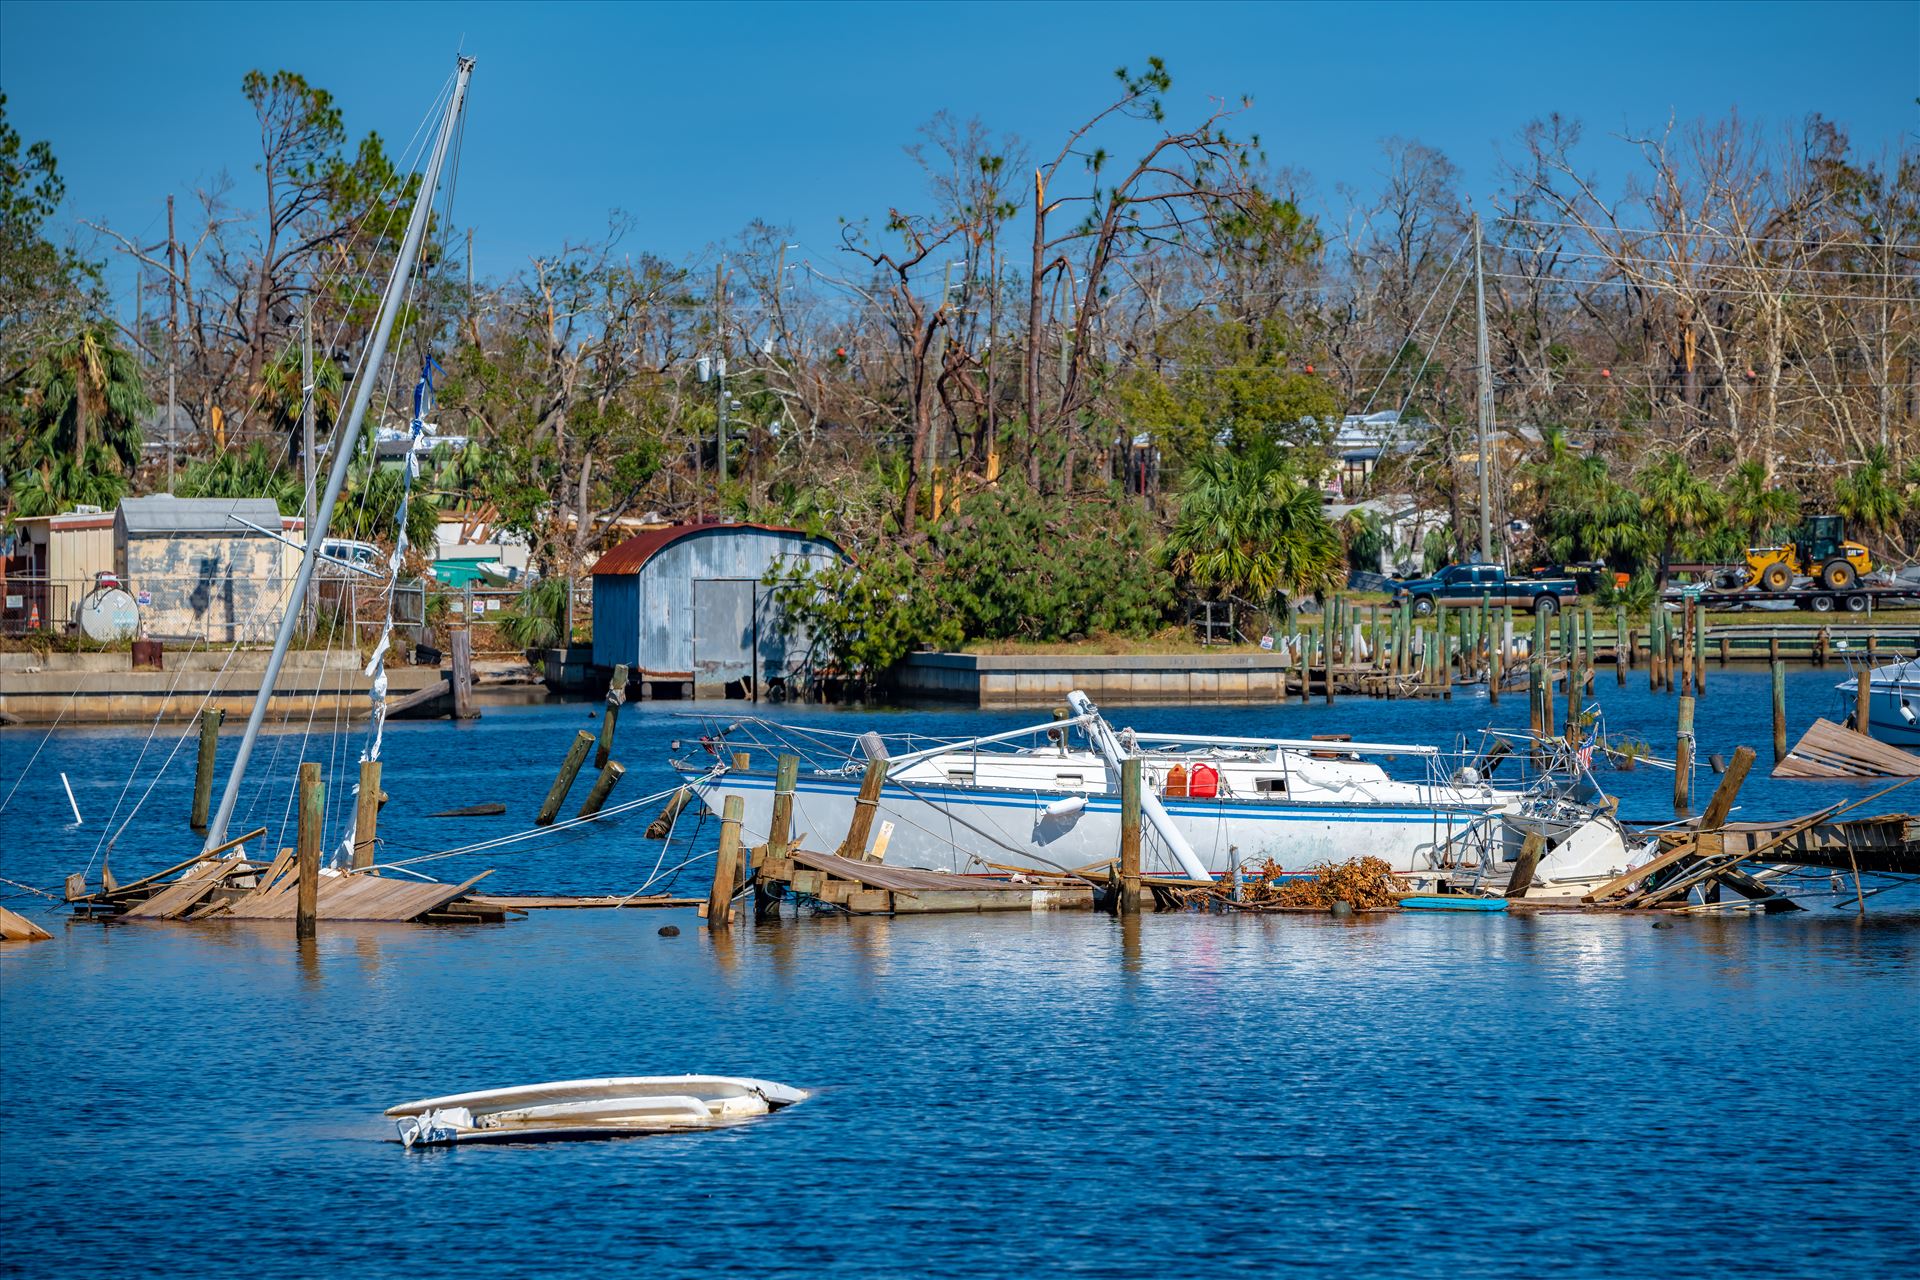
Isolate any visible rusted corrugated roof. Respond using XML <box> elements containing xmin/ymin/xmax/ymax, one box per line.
<box><xmin>588</xmin><ymin>522</ymin><xmax>844</xmax><ymax>576</ymax></box>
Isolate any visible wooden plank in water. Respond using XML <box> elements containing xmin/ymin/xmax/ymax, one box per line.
<box><xmin>0</xmin><ymin>904</ymin><xmax>53</xmax><ymax>942</ymax></box>
<box><xmin>120</xmin><ymin>859</ymin><xmax>231</xmax><ymax>920</ymax></box>
<box><xmin>387</xmin><ymin>675</ymin><xmax>452</xmax><ymax>720</ymax></box>
<box><xmin>76</xmin><ymin>827</ymin><xmax>269</xmax><ymax>904</ymax></box>
<box><xmin>1773</xmin><ymin>718</ymin><xmax>1920</xmax><ymax>780</ymax></box>
<box><xmin>430</xmin><ymin>802</ymin><xmax>507</xmax><ymax>818</ymax></box>
<box><xmin>789</xmin><ymin>849</ymin><xmax>1036</xmax><ymax>894</ymax></box>
<box><xmin>1583</xmin><ymin>841</ymin><xmax>1697</xmax><ymax>904</ymax></box>
<box><xmin>223</xmin><ymin>870</ymin><xmax>494</xmax><ymax>922</ymax></box>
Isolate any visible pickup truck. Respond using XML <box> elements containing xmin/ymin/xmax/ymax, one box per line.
<box><xmin>1392</xmin><ymin>563</ymin><xmax>1579</xmax><ymax>617</ymax></box>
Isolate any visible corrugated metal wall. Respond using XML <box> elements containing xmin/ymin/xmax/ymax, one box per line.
<box><xmin>591</xmin><ymin>576</ymin><xmax>639</xmax><ymax>669</ymax></box>
<box><xmin>47</xmin><ymin>526</ymin><xmax>114</xmax><ymax>625</ymax></box>
<box><xmin>593</xmin><ymin>528</ymin><xmax>843</xmax><ymax>690</ymax></box>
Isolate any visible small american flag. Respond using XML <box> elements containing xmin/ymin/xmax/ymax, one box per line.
<box><xmin>1576</xmin><ymin>743</ymin><xmax>1595</xmax><ymax>770</ymax></box>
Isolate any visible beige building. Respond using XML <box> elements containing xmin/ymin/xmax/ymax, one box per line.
<box><xmin>113</xmin><ymin>497</ymin><xmax>305</xmax><ymax>643</ymax></box>
<box><xmin>3</xmin><ymin>508</ymin><xmax>117</xmax><ymax>631</ymax></box>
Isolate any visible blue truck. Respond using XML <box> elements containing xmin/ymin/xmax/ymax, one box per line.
<box><xmin>1391</xmin><ymin>563</ymin><xmax>1580</xmax><ymax>618</ymax></box>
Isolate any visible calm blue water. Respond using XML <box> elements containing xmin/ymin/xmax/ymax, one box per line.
<box><xmin>3</xmin><ymin>670</ymin><xmax>1917</xmax><ymax>1278</ymax></box>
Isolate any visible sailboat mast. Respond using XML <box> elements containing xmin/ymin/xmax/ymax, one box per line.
<box><xmin>202</xmin><ymin>56</ymin><xmax>476</xmax><ymax>852</ymax></box>
<box><xmin>1472</xmin><ymin>212</ymin><xmax>1494</xmax><ymax>565</ymax></box>
<box><xmin>301</xmin><ymin>297</ymin><xmax>316</xmax><ymax>636</ymax></box>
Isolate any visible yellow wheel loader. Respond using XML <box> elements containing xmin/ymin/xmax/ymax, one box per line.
<box><xmin>1745</xmin><ymin>516</ymin><xmax>1874</xmax><ymax>592</ymax></box>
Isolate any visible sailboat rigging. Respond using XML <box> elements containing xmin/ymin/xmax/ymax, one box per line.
<box><xmin>202</xmin><ymin>56</ymin><xmax>476</xmax><ymax>854</ymax></box>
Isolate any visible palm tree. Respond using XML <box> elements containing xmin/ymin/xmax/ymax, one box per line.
<box><xmin>1636</xmin><ymin>451</ymin><xmax>1725</xmax><ymax>584</ymax></box>
<box><xmin>259</xmin><ymin>344</ymin><xmax>344</xmax><ymax>465</ymax></box>
<box><xmin>1521</xmin><ymin>430</ymin><xmax>1649</xmax><ymax>567</ymax></box>
<box><xmin>1166</xmin><ymin>450</ymin><xmax>1343</xmax><ymax>614</ymax></box>
<box><xmin>22</xmin><ymin>326</ymin><xmax>149</xmax><ymax>471</ymax></box>
<box><xmin>174</xmin><ymin>441</ymin><xmax>304</xmax><ymax>513</ymax></box>
<box><xmin>1723</xmin><ymin>460</ymin><xmax>1801</xmax><ymax>548</ymax></box>
<box><xmin>1835</xmin><ymin>447</ymin><xmax>1904</xmax><ymax>543</ymax></box>
<box><xmin>10</xmin><ymin>445</ymin><xmax>130</xmax><ymax>517</ymax></box>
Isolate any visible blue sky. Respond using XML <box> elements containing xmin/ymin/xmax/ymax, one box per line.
<box><xmin>3</xmin><ymin>0</ymin><xmax>1916</xmax><ymax>305</ymax></box>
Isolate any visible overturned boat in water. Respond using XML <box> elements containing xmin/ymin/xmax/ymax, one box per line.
<box><xmin>387</xmin><ymin>1074</ymin><xmax>808</xmax><ymax>1147</ymax></box>
<box><xmin>675</xmin><ymin>690</ymin><xmax>1648</xmax><ymax>900</ymax></box>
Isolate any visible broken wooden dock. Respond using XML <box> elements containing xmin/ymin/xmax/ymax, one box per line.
<box><xmin>756</xmin><ymin>848</ymin><xmax>1093</xmax><ymax>915</ymax></box>
<box><xmin>1773</xmin><ymin>717</ymin><xmax>1920</xmax><ymax>780</ymax></box>
<box><xmin>66</xmin><ymin>842</ymin><xmax>511</xmax><ymax>925</ymax></box>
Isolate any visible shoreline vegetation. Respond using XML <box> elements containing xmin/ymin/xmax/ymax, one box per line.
<box><xmin>3</xmin><ymin>66</ymin><xmax>1914</xmax><ymax>697</ymax></box>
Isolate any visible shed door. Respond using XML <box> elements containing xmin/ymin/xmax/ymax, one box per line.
<box><xmin>692</xmin><ymin>578</ymin><xmax>755</xmax><ymax>693</ymax></box>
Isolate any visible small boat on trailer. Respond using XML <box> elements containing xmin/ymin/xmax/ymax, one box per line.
<box><xmin>676</xmin><ymin>690</ymin><xmax>1649</xmax><ymax>901</ymax></box>
<box><xmin>386</xmin><ymin>1075</ymin><xmax>808</xmax><ymax>1147</ymax></box>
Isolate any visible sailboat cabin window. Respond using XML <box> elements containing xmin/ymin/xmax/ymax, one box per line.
<box><xmin>946</xmin><ymin>765</ymin><xmax>975</xmax><ymax>780</ymax></box>
<box><xmin>1054</xmin><ymin>773</ymin><xmax>1085</xmax><ymax>788</ymax></box>
<box><xmin>1255</xmin><ymin>777</ymin><xmax>1287</xmax><ymax>794</ymax></box>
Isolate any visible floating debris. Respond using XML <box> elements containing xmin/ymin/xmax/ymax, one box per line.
<box><xmin>1239</xmin><ymin>857</ymin><xmax>1408</xmax><ymax>911</ymax></box>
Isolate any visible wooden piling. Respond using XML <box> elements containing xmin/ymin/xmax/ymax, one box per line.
<box><xmin>296</xmin><ymin>762</ymin><xmax>322</xmax><ymax>940</ymax></box>
<box><xmin>594</xmin><ymin>663</ymin><xmax>628</xmax><ymax>768</ymax></box>
<box><xmin>1772</xmin><ymin>659</ymin><xmax>1788</xmax><ymax>764</ymax></box>
<box><xmin>1615</xmin><ymin>607</ymin><xmax>1628</xmax><ymax>685</ymax></box>
<box><xmin>1698</xmin><ymin>745</ymin><xmax>1756</xmax><ymax>830</ymax></box>
<box><xmin>536</xmin><ymin>730</ymin><xmax>595</xmax><ymax>826</ymax></box>
<box><xmin>767</xmin><ymin>754</ymin><xmax>799</xmax><ymax>864</ymax></box>
<box><xmin>1119</xmin><ymin>757</ymin><xmax>1142</xmax><ymax>916</ymax></box>
<box><xmin>351</xmin><ymin>759</ymin><xmax>381</xmax><ymax>870</ymax></box>
<box><xmin>731</xmin><ymin>751</ymin><xmax>752</xmax><ymax>772</ymax></box>
<box><xmin>1680</xmin><ymin>598</ymin><xmax>1694</xmax><ymax>695</ymax></box>
<box><xmin>1505</xmin><ymin>831</ymin><xmax>1546</xmax><ymax>899</ymax></box>
<box><xmin>1488</xmin><ymin>626</ymin><xmax>1501</xmax><ymax>704</ymax></box>
<box><xmin>1647</xmin><ymin>611</ymin><xmax>1661</xmax><ymax>692</ymax></box>
<box><xmin>576</xmin><ymin>761</ymin><xmax>625</xmax><ymax>818</ymax></box>
<box><xmin>1674</xmin><ymin>695</ymin><xmax>1695</xmax><ymax>815</ymax></box>
<box><xmin>837</xmin><ymin>757</ymin><xmax>887</xmax><ymax>860</ymax></box>
<box><xmin>1324</xmin><ymin>611</ymin><xmax>1335</xmax><ymax>705</ymax></box>
<box><xmin>450</xmin><ymin>628</ymin><xmax>476</xmax><ymax>720</ymax></box>
<box><xmin>1856</xmin><ymin>669</ymin><xmax>1872</xmax><ymax>734</ymax></box>
<box><xmin>644</xmin><ymin>787</ymin><xmax>691</xmax><ymax>840</ymax></box>
<box><xmin>190</xmin><ymin>708</ymin><xmax>222</xmax><ymax>832</ymax></box>
<box><xmin>753</xmin><ymin>754</ymin><xmax>800</xmax><ymax>920</ymax></box>
<box><xmin>1692</xmin><ymin>603</ymin><xmax>1707</xmax><ymax>695</ymax></box>
<box><xmin>707</xmin><ymin>794</ymin><xmax>743</xmax><ymax>932</ymax></box>
<box><xmin>1566</xmin><ymin>655</ymin><xmax>1580</xmax><ymax>746</ymax></box>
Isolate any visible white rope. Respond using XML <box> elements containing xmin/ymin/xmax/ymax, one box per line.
<box><xmin>370</xmin><ymin>771</ymin><xmax>717</xmax><ymax>872</ymax></box>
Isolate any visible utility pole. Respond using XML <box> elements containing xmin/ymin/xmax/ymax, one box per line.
<box><xmin>166</xmin><ymin>194</ymin><xmax>179</xmax><ymax>491</ymax></box>
<box><xmin>1473</xmin><ymin>212</ymin><xmax>1494</xmax><ymax>566</ymax></box>
<box><xmin>301</xmin><ymin>296</ymin><xmax>317</xmax><ymax>635</ymax></box>
<box><xmin>714</xmin><ymin>261</ymin><xmax>729</xmax><ymax>488</ymax></box>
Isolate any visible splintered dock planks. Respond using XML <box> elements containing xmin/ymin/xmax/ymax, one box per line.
<box><xmin>223</xmin><ymin>870</ymin><xmax>496</xmax><ymax>922</ymax></box>
<box><xmin>1773</xmin><ymin>718</ymin><xmax>1920</xmax><ymax>780</ymax></box>
<box><xmin>759</xmin><ymin>848</ymin><xmax>1094</xmax><ymax>915</ymax></box>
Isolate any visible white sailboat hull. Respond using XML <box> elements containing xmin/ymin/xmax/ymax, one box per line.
<box><xmin>691</xmin><ymin>770</ymin><xmax>1634</xmax><ymax>893</ymax></box>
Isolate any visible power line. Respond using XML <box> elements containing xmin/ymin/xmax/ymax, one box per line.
<box><xmin>1498</xmin><ymin>214</ymin><xmax>1920</xmax><ymax>255</ymax></box>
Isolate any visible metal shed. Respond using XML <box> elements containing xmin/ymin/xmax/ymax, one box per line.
<box><xmin>115</xmin><ymin>496</ymin><xmax>302</xmax><ymax>643</ymax></box>
<box><xmin>589</xmin><ymin>522</ymin><xmax>846</xmax><ymax>699</ymax></box>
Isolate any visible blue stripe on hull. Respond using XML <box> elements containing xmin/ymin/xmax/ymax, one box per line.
<box><xmin>716</xmin><ymin>772</ymin><xmax>1498</xmax><ymax>827</ymax></box>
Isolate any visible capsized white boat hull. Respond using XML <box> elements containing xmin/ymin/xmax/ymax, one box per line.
<box><xmin>387</xmin><ymin>1074</ymin><xmax>807</xmax><ymax>1147</ymax></box>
